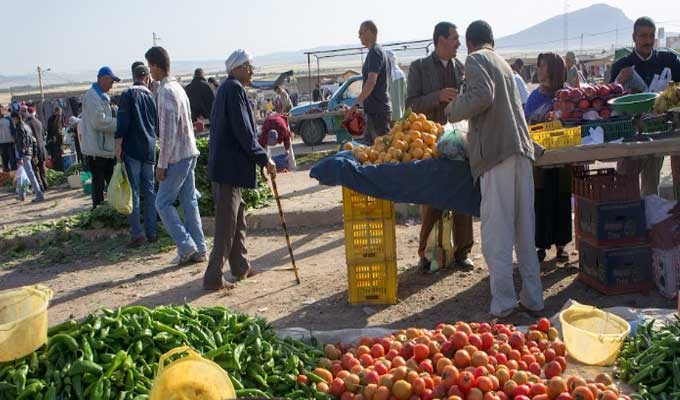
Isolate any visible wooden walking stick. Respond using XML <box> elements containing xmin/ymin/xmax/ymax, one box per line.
<box><xmin>270</xmin><ymin>175</ymin><xmax>301</xmax><ymax>284</ymax></box>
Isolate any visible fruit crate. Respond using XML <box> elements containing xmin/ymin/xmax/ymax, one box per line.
<box><xmin>342</xmin><ymin>187</ymin><xmax>394</xmax><ymax>221</ymax></box>
<box><xmin>651</xmin><ymin>247</ymin><xmax>680</xmax><ymax>299</ymax></box>
<box><xmin>347</xmin><ymin>259</ymin><xmax>398</xmax><ymax>304</ymax></box>
<box><xmin>572</xmin><ymin>168</ymin><xmax>640</xmax><ymax>202</ymax></box>
<box><xmin>641</xmin><ymin>114</ymin><xmax>670</xmax><ymax>133</ymax></box>
<box><xmin>575</xmin><ymin>197</ymin><xmax>647</xmax><ymax>246</ymax></box>
<box><xmin>529</xmin><ymin>123</ymin><xmax>581</xmax><ymax>150</ymax></box>
<box><xmin>578</xmin><ymin>239</ymin><xmax>653</xmax><ymax>294</ymax></box>
<box><xmin>344</xmin><ymin>218</ymin><xmax>396</xmax><ymax>264</ymax></box>
<box><xmin>580</xmin><ymin>119</ymin><xmax>635</xmax><ymax>142</ymax></box>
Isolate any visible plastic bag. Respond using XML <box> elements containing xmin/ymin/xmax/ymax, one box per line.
<box><xmin>436</xmin><ymin>125</ymin><xmax>468</xmax><ymax>160</ymax></box>
<box><xmin>107</xmin><ymin>161</ymin><xmax>133</xmax><ymax>215</ymax></box>
<box><xmin>14</xmin><ymin>165</ymin><xmax>30</xmax><ymax>192</ymax></box>
<box><xmin>648</xmin><ymin>67</ymin><xmax>672</xmax><ymax>93</ymax></box>
<box><xmin>341</xmin><ymin>110</ymin><xmax>366</xmax><ymax>137</ymax></box>
<box><xmin>424</xmin><ymin>212</ymin><xmax>454</xmax><ymax>272</ymax></box>
<box><xmin>287</xmin><ymin>146</ymin><xmax>297</xmax><ymax>171</ymax></box>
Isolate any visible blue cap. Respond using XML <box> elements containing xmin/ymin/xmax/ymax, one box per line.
<box><xmin>97</xmin><ymin>66</ymin><xmax>120</xmax><ymax>82</ymax></box>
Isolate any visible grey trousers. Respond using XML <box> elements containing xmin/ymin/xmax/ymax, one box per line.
<box><xmin>204</xmin><ymin>183</ymin><xmax>250</xmax><ymax>285</ymax></box>
<box><xmin>616</xmin><ymin>156</ymin><xmax>664</xmax><ymax>196</ymax></box>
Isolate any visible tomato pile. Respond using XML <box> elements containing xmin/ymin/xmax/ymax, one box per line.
<box><xmin>305</xmin><ymin>319</ymin><xmax>628</xmax><ymax>400</ymax></box>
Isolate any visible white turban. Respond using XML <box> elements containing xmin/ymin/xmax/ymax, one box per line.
<box><xmin>385</xmin><ymin>49</ymin><xmax>405</xmax><ymax>81</ymax></box>
<box><xmin>225</xmin><ymin>49</ymin><xmax>253</xmax><ymax>73</ymax></box>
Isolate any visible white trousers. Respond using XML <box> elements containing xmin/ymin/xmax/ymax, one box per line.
<box><xmin>480</xmin><ymin>154</ymin><xmax>544</xmax><ymax>316</ymax></box>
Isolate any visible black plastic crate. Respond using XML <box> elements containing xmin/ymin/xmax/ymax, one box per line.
<box><xmin>575</xmin><ymin>197</ymin><xmax>647</xmax><ymax>246</ymax></box>
<box><xmin>578</xmin><ymin>240</ymin><xmax>652</xmax><ymax>290</ymax></box>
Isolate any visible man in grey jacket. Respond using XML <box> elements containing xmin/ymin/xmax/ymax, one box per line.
<box><xmin>81</xmin><ymin>66</ymin><xmax>119</xmax><ymax>208</ymax></box>
<box><xmin>407</xmin><ymin>21</ymin><xmax>475</xmax><ymax>272</ymax></box>
<box><xmin>445</xmin><ymin>21</ymin><xmax>544</xmax><ymax>318</ymax></box>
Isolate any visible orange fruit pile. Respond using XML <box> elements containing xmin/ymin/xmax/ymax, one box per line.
<box><xmin>344</xmin><ymin>112</ymin><xmax>445</xmax><ymax>165</ymax></box>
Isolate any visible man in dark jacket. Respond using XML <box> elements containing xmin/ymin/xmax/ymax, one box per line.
<box><xmin>24</xmin><ymin>106</ymin><xmax>48</xmax><ymax>190</ymax></box>
<box><xmin>11</xmin><ymin>111</ymin><xmax>45</xmax><ymax>202</ymax></box>
<box><xmin>115</xmin><ymin>65</ymin><xmax>159</xmax><ymax>247</ymax></box>
<box><xmin>406</xmin><ymin>21</ymin><xmax>474</xmax><ymax>272</ymax></box>
<box><xmin>184</xmin><ymin>68</ymin><xmax>215</xmax><ymax>121</ymax></box>
<box><xmin>204</xmin><ymin>49</ymin><xmax>276</xmax><ymax>290</ymax></box>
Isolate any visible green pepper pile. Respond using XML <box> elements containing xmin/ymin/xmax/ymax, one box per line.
<box><xmin>0</xmin><ymin>305</ymin><xmax>330</xmax><ymax>400</ymax></box>
<box><xmin>616</xmin><ymin>315</ymin><xmax>680</xmax><ymax>399</ymax></box>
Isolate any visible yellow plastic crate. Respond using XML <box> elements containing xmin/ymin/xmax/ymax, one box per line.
<box><xmin>347</xmin><ymin>260</ymin><xmax>398</xmax><ymax>304</ymax></box>
<box><xmin>530</xmin><ymin>124</ymin><xmax>582</xmax><ymax>150</ymax></box>
<box><xmin>342</xmin><ymin>187</ymin><xmax>394</xmax><ymax>221</ymax></box>
<box><xmin>344</xmin><ymin>218</ymin><xmax>396</xmax><ymax>264</ymax></box>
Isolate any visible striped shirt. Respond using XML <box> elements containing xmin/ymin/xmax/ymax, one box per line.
<box><xmin>157</xmin><ymin>76</ymin><xmax>199</xmax><ymax>169</ymax></box>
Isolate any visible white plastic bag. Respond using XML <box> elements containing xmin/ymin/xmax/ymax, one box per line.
<box><xmin>645</xmin><ymin>195</ymin><xmax>677</xmax><ymax>228</ymax></box>
<box><xmin>648</xmin><ymin>67</ymin><xmax>672</xmax><ymax>93</ymax></box>
<box><xmin>287</xmin><ymin>146</ymin><xmax>297</xmax><ymax>171</ymax></box>
<box><xmin>14</xmin><ymin>165</ymin><xmax>30</xmax><ymax>192</ymax></box>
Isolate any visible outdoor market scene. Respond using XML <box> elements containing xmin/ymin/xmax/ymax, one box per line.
<box><xmin>3</xmin><ymin>1</ymin><xmax>680</xmax><ymax>399</ymax></box>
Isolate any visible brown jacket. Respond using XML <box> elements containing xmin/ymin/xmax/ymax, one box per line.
<box><xmin>446</xmin><ymin>48</ymin><xmax>534</xmax><ymax>179</ymax></box>
<box><xmin>406</xmin><ymin>53</ymin><xmax>464</xmax><ymax>124</ymax></box>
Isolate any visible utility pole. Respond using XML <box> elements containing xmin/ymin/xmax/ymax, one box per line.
<box><xmin>37</xmin><ymin>66</ymin><xmax>50</xmax><ymax>101</ymax></box>
<box><xmin>563</xmin><ymin>0</ymin><xmax>569</xmax><ymax>52</ymax></box>
<box><xmin>153</xmin><ymin>32</ymin><xmax>161</xmax><ymax>46</ymax></box>
<box><xmin>580</xmin><ymin>33</ymin><xmax>584</xmax><ymax>53</ymax></box>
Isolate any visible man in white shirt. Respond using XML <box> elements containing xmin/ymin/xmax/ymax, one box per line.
<box><xmin>511</xmin><ymin>59</ymin><xmax>530</xmax><ymax>106</ymax></box>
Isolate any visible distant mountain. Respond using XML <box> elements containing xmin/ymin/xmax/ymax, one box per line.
<box><xmin>496</xmin><ymin>3</ymin><xmax>634</xmax><ymax>52</ymax></box>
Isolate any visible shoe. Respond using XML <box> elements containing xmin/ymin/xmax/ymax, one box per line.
<box><xmin>203</xmin><ymin>278</ymin><xmax>236</xmax><ymax>291</ymax></box>
<box><xmin>147</xmin><ymin>235</ymin><xmax>158</xmax><ymax>243</ymax></box>
<box><xmin>416</xmin><ymin>257</ymin><xmax>431</xmax><ymax>272</ymax></box>
<box><xmin>17</xmin><ymin>195</ymin><xmax>25</xmax><ymax>202</ymax></box>
<box><xmin>518</xmin><ymin>302</ymin><xmax>544</xmax><ymax>318</ymax></box>
<box><xmin>537</xmin><ymin>248</ymin><xmax>547</xmax><ymax>263</ymax></box>
<box><xmin>237</xmin><ymin>268</ymin><xmax>259</xmax><ymax>281</ymax></box>
<box><xmin>556</xmin><ymin>246</ymin><xmax>569</xmax><ymax>262</ymax></box>
<box><xmin>190</xmin><ymin>252</ymin><xmax>207</xmax><ymax>263</ymax></box>
<box><xmin>171</xmin><ymin>250</ymin><xmax>197</xmax><ymax>266</ymax></box>
<box><xmin>31</xmin><ymin>197</ymin><xmax>45</xmax><ymax>203</ymax></box>
<box><xmin>126</xmin><ymin>236</ymin><xmax>146</xmax><ymax>248</ymax></box>
<box><xmin>491</xmin><ymin>307</ymin><xmax>516</xmax><ymax>318</ymax></box>
<box><xmin>454</xmin><ymin>257</ymin><xmax>475</xmax><ymax>269</ymax></box>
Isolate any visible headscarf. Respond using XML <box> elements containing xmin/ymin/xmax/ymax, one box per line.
<box><xmin>537</xmin><ymin>52</ymin><xmax>566</xmax><ymax>97</ymax></box>
<box><xmin>225</xmin><ymin>49</ymin><xmax>253</xmax><ymax>73</ymax></box>
<box><xmin>385</xmin><ymin>49</ymin><xmax>405</xmax><ymax>81</ymax></box>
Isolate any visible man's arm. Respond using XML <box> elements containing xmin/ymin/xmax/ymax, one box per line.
<box><xmin>356</xmin><ymin>73</ymin><xmax>378</xmax><ymax>106</ymax></box>
<box><xmin>227</xmin><ymin>87</ymin><xmax>269</xmax><ymax>167</ymax></box>
<box><xmin>89</xmin><ymin>95</ymin><xmax>117</xmax><ymax>134</ymax></box>
<box><xmin>114</xmin><ymin>91</ymin><xmax>132</xmax><ymax>160</ymax></box>
<box><xmin>156</xmin><ymin>91</ymin><xmax>179</xmax><ymax>169</ymax></box>
<box><xmin>446</xmin><ymin>56</ymin><xmax>494</xmax><ymax>123</ymax></box>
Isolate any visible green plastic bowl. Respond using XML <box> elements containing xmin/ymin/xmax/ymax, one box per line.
<box><xmin>608</xmin><ymin>93</ymin><xmax>658</xmax><ymax>114</ymax></box>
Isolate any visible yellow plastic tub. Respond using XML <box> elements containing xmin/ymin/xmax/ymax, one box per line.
<box><xmin>559</xmin><ymin>304</ymin><xmax>630</xmax><ymax>366</ymax></box>
<box><xmin>150</xmin><ymin>346</ymin><xmax>236</xmax><ymax>400</ymax></box>
<box><xmin>0</xmin><ymin>285</ymin><xmax>53</xmax><ymax>362</ymax></box>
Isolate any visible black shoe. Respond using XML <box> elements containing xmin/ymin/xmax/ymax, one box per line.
<box><xmin>556</xmin><ymin>247</ymin><xmax>569</xmax><ymax>262</ymax></box>
<box><xmin>518</xmin><ymin>302</ymin><xmax>544</xmax><ymax>318</ymax></box>
<box><xmin>537</xmin><ymin>248</ymin><xmax>547</xmax><ymax>263</ymax></box>
<box><xmin>454</xmin><ymin>257</ymin><xmax>475</xmax><ymax>269</ymax></box>
<box><xmin>416</xmin><ymin>257</ymin><xmax>431</xmax><ymax>273</ymax></box>
<box><xmin>126</xmin><ymin>236</ymin><xmax>146</xmax><ymax>248</ymax></box>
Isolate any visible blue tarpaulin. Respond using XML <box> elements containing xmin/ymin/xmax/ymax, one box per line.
<box><xmin>309</xmin><ymin>151</ymin><xmax>481</xmax><ymax>217</ymax></box>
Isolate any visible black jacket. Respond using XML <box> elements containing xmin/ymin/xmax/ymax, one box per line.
<box><xmin>14</xmin><ymin>122</ymin><xmax>35</xmax><ymax>157</ymax></box>
<box><xmin>609</xmin><ymin>49</ymin><xmax>680</xmax><ymax>87</ymax></box>
<box><xmin>27</xmin><ymin>115</ymin><xmax>47</xmax><ymax>160</ymax></box>
<box><xmin>184</xmin><ymin>77</ymin><xmax>215</xmax><ymax>121</ymax></box>
<box><xmin>208</xmin><ymin>77</ymin><xmax>268</xmax><ymax>188</ymax></box>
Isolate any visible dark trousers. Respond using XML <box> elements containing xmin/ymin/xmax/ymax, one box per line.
<box><xmin>204</xmin><ymin>183</ymin><xmax>250</xmax><ymax>285</ymax></box>
<box><xmin>364</xmin><ymin>112</ymin><xmax>392</xmax><ymax>144</ymax></box>
<box><xmin>0</xmin><ymin>143</ymin><xmax>16</xmax><ymax>171</ymax></box>
<box><xmin>534</xmin><ymin>167</ymin><xmax>572</xmax><ymax>249</ymax></box>
<box><xmin>32</xmin><ymin>157</ymin><xmax>48</xmax><ymax>191</ymax></box>
<box><xmin>87</xmin><ymin>156</ymin><xmax>115</xmax><ymax>207</ymax></box>
<box><xmin>418</xmin><ymin>205</ymin><xmax>474</xmax><ymax>261</ymax></box>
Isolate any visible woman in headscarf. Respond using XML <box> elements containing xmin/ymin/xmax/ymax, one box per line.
<box><xmin>385</xmin><ymin>49</ymin><xmax>406</xmax><ymax>121</ymax></box>
<box><xmin>524</xmin><ymin>52</ymin><xmax>572</xmax><ymax>263</ymax></box>
<box><xmin>47</xmin><ymin>106</ymin><xmax>65</xmax><ymax>171</ymax></box>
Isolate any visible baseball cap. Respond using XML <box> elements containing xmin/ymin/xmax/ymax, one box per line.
<box><xmin>133</xmin><ymin>65</ymin><xmax>150</xmax><ymax>79</ymax></box>
<box><xmin>97</xmin><ymin>66</ymin><xmax>121</xmax><ymax>82</ymax></box>
<box><xmin>565</xmin><ymin>51</ymin><xmax>576</xmax><ymax>61</ymax></box>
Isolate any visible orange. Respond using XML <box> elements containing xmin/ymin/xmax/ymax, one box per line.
<box><xmin>423</xmin><ymin>134</ymin><xmax>435</xmax><ymax>145</ymax></box>
<box><xmin>411</xmin><ymin>147</ymin><xmax>424</xmax><ymax>160</ymax></box>
<box><xmin>401</xmin><ymin>121</ymin><xmax>410</xmax><ymax>131</ymax></box>
<box><xmin>392</xmin><ymin>380</ymin><xmax>413</xmax><ymax>400</ymax></box>
<box><xmin>417</xmin><ymin>113</ymin><xmax>427</xmax><ymax>122</ymax></box>
<box><xmin>373</xmin><ymin>386</ymin><xmax>390</xmax><ymax>400</ymax></box>
<box><xmin>412</xmin><ymin>138</ymin><xmax>424</xmax><ymax>149</ymax></box>
<box><xmin>393</xmin><ymin>140</ymin><xmax>406</xmax><ymax>150</ymax></box>
<box><xmin>410</xmin><ymin>121</ymin><xmax>423</xmax><ymax>131</ymax></box>
<box><xmin>402</xmin><ymin>153</ymin><xmax>412</xmax><ymax>162</ymax></box>
<box><xmin>407</xmin><ymin>112</ymin><xmax>418</xmax><ymax>122</ymax></box>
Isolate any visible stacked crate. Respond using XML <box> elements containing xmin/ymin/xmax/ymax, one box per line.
<box><xmin>342</xmin><ymin>187</ymin><xmax>398</xmax><ymax>304</ymax></box>
<box><xmin>573</xmin><ymin>169</ymin><xmax>652</xmax><ymax>294</ymax></box>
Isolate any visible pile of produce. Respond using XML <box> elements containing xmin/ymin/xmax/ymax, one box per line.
<box><xmin>616</xmin><ymin>316</ymin><xmax>680</xmax><ymax>399</ymax></box>
<box><xmin>194</xmin><ymin>137</ymin><xmax>272</xmax><ymax>216</ymax></box>
<box><xmin>45</xmin><ymin>168</ymin><xmax>67</xmax><ymax>187</ymax></box>
<box><xmin>309</xmin><ymin>318</ymin><xmax>629</xmax><ymax>400</ymax></box>
<box><xmin>653</xmin><ymin>82</ymin><xmax>680</xmax><ymax>113</ymax></box>
<box><xmin>550</xmin><ymin>83</ymin><xmax>626</xmax><ymax>121</ymax></box>
<box><xmin>345</xmin><ymin>112</ymin><xmax>444</xmax><ymax>165</ymax></box>
<box><xmin>0</xmin><ymin>305</ymin><xmax>328</xmax><ymax>399</ymax></box>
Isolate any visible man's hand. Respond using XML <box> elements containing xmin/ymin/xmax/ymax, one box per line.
<box><xmin>114</xmin><ymin>143</ymin><xmax>122</xmax><ymax>161</ymax></box>
<box><xmin>156</xmin><ymin>167</ymin><xmax>166</xmax><ymax>182</ymax></box>
<box><xmin>439</xmin><ymin>88</ymin><xmax>459</xmax><ymax>103</ymax></box>
<box><xmin>616</xmin><ymin>67</ymin><xmax>633</xmax><ymax>84</ymax></box>
<box><xmin>266</xmin><ymin>159</ymin><xmax>277</xmax><ymax>178</ymax></box>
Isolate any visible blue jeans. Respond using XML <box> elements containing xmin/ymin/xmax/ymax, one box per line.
<box><xmin>124</xmin><ymin>155</ymin><xmax>157</xmax><ymax>239</ymax></box>
<box><xmin>155</xmin><ymin>156</ymin><xmax>206</xmax><ymax>256</ymax></box>
<box><xmin>18</xmin><ymin>156</ymin><xmax>44</xmax><ymax>200</ymax></box>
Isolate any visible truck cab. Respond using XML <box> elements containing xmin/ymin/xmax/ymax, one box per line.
<box><xmin>288</xmin><ymin>75</ymin><xmax>363</xmax><ymax>145</ymax></box>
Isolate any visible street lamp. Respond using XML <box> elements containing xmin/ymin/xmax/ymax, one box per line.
<box><xmin>37</xmin><ymin>66</ymin><xmax>51</xmax><ymax>101</ymax></box>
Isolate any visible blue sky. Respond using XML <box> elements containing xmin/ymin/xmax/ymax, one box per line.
<box><xmin>2</xmin><ymin>0</ymin><xmax>678</xmax><ymax>76</ymax></box>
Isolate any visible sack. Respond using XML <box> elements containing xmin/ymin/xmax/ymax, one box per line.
<box><xmin>436</xmin><ymin>125</ymin><xmax>468</xmax><ymax>161</ymax></box>
<box><xmin>107</xmin><ymin>161</ymin><xmax>133</xmax><ymax>215</ymax></box>
<box><xmin>424</xmin><ymin>211</ymin><xmax>454</xmax><ymax>272</ymax></box>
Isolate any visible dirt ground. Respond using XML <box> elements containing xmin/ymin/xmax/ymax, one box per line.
<box><xmin>0</xmin><ymin>169</ymin><xmax>676</xmax><ymax>335</ymax></box>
